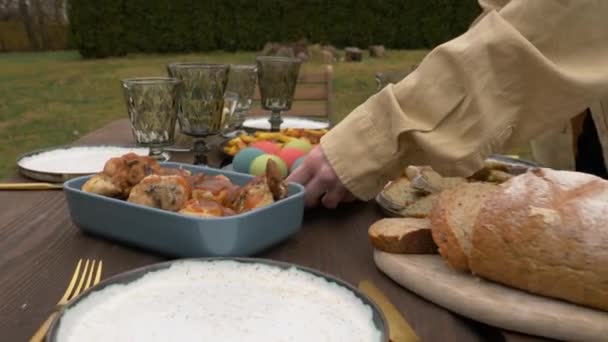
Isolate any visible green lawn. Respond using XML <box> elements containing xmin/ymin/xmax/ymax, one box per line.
<box><xmin>0</xmin><ymin>49</ymin><xmax>429</xmax><ymax>179</ymax></box>
<box><xmin>0</xmin><ymin>48</ymin><xmax>531</xmax><ymax>180</ymax></box>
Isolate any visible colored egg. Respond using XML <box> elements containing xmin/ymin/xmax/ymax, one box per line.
<box><xmin>277</xmin><ymin>147</ymin><xmax>307</xmax><ymax>169</ymax></box>
<box><xmin>232</xmin><ymin>147</ymin><xmax>265</xmax><ymax>174</ymax></box>
<box><xmin>290</xmin><ymin>156</ymin><xmax>306</xmax><ymax>173</ymax></box>
<box><xmin>250</xmin><ymin>141</ymin><xmax>281</xmax><ymax>155</ymax></box>
<box><xmin>250</xmin><ymin>154</ymin><xmax>288</xmax><ymax>177</ymax></box>
<box><xmin>283</xmin><ymin>139</ymin><xmax>312</xmax><ymax>153</ymax></box>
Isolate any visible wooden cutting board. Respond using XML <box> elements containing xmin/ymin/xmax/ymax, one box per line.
<box><xmin>374</xmin><ymin>250</ymin><xmax>608</xmax><ymax>342</ymax></box>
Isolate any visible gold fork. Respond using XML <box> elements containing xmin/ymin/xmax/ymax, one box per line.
<box><xmin>30</xmin><ymin>259</ymin><xmax>103</xmax><ymax>342</ymax></box>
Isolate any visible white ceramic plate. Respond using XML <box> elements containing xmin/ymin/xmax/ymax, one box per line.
<box><xmin>16</xmin><ymin>145</ymin><xmax>154</xmax><ymax>182</ymax></box>
<box><xmin>243</xmin><ymin>116</ymin><xmax>330</xmax><ymax>130</ymax></box>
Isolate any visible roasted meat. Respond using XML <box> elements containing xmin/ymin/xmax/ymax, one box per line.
<box><xmin>83</xmin><ymin>154</ymin><xmax>290</xmax><ymax>217</ymax></box>
<box><xmin>82</xmin><ymin>153</ymin><xmax>161</xmax><ymax>198</ymax></box>
<box><xmin>179</xmin><ymin>199</ymin><xmax>235</xmax><ymax>217</ymax></box>
<box><xmin>81</xmin><ymin>173</ymin><xmax>122</xmax><ymax>197</ymax></box>
<box><xmin>190</xmin><ymin>174</ymin><xmax>239</xmax><ymax>206</ymax></box>
<box><xmin>230</xmin><ymin>160</ymin><xmax>288</xmax><ymax>212</ymax></box>
<box><xmin>127</xmin><ymin>174</ymin><xmax>191</xmax><ymax>211</ymax></box>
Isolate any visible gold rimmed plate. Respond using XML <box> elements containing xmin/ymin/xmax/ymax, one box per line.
<box><xmin>46</xmin><ymin>258</ymin><xmax>389</xmax><ymax>342</ymax></box>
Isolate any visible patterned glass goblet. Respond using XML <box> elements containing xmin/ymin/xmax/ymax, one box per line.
<box><xmin>167</xmin><ymin>62</ymin><xmax>231</xmax><ymax>165</ymax></box>
<box><xmin>121</xmin><ymin>77</ymin><xmax>181</xmax><ymax>160</ymax></box>
<box><xmin>226</xmin><ymin>64</ymin><xmax>257</xmax><ymax>130</ymax></box>
<box><xmin>256</xmin><ymin>56</ymin><xmax>301</xmax><ymax>132</ymax></box>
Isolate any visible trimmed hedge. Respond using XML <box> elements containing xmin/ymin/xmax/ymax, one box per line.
<box><xmin>68</xmin><ymin>0</ymin><xmax>481</xmax><ymax>58</ymax></box>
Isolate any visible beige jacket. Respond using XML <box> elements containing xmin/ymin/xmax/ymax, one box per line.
<box><xmin>320</xmin><ymin>0</ymin><xmax>608</xmax><ymax>200</ymax></box>
<box><xmin>530</xmin><ymin>103</ymin><xmax>608</xmax><ymax>171</ymax></box>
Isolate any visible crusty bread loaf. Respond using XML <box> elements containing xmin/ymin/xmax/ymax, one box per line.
<box><xmin>369</xmin><ymin>218</ymin><xmax>437</xmax><ymax>254</ymax></box>
<box><xmin>429</xmin><ymin>182</ymin><xmax>498</xmax><ymax>271</ymax></box>
<box><xmin>469</xmin><ymin>168</ymin><xmax>608</xmax><ymax>311</ymax></box>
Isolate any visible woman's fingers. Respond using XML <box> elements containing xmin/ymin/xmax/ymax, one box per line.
<box><xmin>321</xmin><ymin>186</ymin><xmax>347</xmax><ymax>208</ymax></box>
<box><xmin>286</xmin><ymin>145</ymin><xmax>356</xmax><ymax>208</ymax></box>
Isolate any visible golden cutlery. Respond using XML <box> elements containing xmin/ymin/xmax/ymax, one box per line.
<box><xmin>0</xmin><ymin>183</ymin><xmax>63</xmax><ymax>190</ymax></box>
<box><xmin>359</xmin><ymin>280</ymin><xmax>420</xmax><ymax>342</ymax></box>
<box><xmin>30</xmin><ymin>259</ymin><xmax>103</xmax><ymax>342</ymax></box>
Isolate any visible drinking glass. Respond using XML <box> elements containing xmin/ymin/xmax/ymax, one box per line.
<box><xmin>167</xmin><ymin>62</ymin><xmax>233</xmax><ymax>165</ymax></box>
<box><xmin>225</xmin><ymin>64</ymin><xmax>257</xmax><ymax>130</ymax></box>
<box><xmin>256</xmin><ymin>56</ymin><xmax>301</xmax><ymax>131</ymax></box>
<box><xmin>222</xmin><ymin>91</ymin><xmax>239</xmax><ymax>133</ymax></box>
<box><xmin>121</xmin><ymin>77</ymin><xmax>181</xmax><ymax>160</ymax></box>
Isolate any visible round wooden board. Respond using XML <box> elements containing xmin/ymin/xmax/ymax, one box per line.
<box><xmin>374</xmin><ymin>250</ymin><xmax>608</xmax><ymax>342</ymax></box>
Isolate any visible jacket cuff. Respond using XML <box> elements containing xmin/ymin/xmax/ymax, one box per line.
<box><xmin>321</xmin><ymin>99</ymin><xmax>402</xmax><ymax>201</ymax></box>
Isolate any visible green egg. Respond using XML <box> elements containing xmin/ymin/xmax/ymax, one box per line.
<box><xmin>284</xmin><ymin>139</ymin><xmax>312</xmax><ymax>153</ymax></box>
<box><xmin>249</xmin><ymin>154</ymin><xmax>288</xmax><ymax>177</ymax></box>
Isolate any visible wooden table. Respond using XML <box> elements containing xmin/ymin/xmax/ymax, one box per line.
<box><xmin>0</xmin><ymin>119</ymin><xmax>554</xmax><ymax>342</ymax></box>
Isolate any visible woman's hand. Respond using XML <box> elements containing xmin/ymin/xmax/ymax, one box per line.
<box><xmin>286</xmin><ymin>146</ymin><xmax>356</xmax><ymax>208</ymax></box>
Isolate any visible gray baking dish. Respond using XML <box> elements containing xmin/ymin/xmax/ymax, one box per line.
<box><xmin>63</xmin><ymin>162</ymin><xmax>305</xmax><ymax>257</ymax></box>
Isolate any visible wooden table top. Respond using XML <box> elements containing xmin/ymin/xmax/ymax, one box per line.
<box><xmin>0</xmin><ymin>119</ymin><xmax>554</xmax><ymax>342</ymax></box>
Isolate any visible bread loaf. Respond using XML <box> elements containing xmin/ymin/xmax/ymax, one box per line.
<box><xmin>369</xmin><ymin>218</ymin><xmax>437</xmax><ymax>254</ymax></box>
<box><xmin>432</xmin><ymin>168</ymin><xmax>608</xmax><ymax>311</ymax></box>
<box><xmin>470</xmin><ymin>168</ymin><xmax>608</xmax><ymax>311</ymax></box>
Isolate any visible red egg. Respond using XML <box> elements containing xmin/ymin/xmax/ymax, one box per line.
<box><xmin>278</xmin><ymin>147</ymin><xmax>307</xmax><ymax>169</ymax></box>
<box><xmin>250</xmin><ymin>141</ymin><xmax>281</xmax><ymax>155</ymax></box>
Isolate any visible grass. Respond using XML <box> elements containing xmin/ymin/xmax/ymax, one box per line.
<box><xmin>0</xmin><ymin>49</ymin><xmax>429</xmax><ymax>179</ymax></box>
<box><xmin>0</xmin><ymin>48</ymin><xmax>530</xmax><ymax>179</ymax></box>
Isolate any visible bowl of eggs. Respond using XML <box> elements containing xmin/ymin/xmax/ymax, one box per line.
<box><xmin>224</xmin><ymin>129</ymin><xmax>325</xmax><ymax>176</ymax></box>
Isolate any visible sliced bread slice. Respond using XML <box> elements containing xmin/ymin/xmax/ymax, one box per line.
<box><xmin>410</xmin><ymin>168</ymin><xmax>467</xmax><ymax>194</ymax></box>
<box><xmin>429</xmin><ymin>182</ymin><xmax>498</xmax><ymax>271</ymax></box>
<box><xmin>368</xmin><ymin>218</ymin><xmax>437</xmax><ymax>254</ymax></box>
<box><xmin>400</xmin><ymin>193</ymin><xmax>439</xmax><ymax>218</ymax></box>
<box><xmin>381</xmin><ymin>178</ymin><xmax>423</xmax><ymax>210</ymax></box>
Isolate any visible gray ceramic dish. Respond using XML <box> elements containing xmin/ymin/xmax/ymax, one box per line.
<box><xmin>63</xmin><ymin>162</ymin><xmax>305</xmax><ymax>257</ymax></box>
<box><xmin>46</xmin><ymin>258</ymin><xmax>389</xmax><ymax>342</ymax></box>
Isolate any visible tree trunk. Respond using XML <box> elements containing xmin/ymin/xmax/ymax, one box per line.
<box><xmin>18</xmin><ymin>0</ymin><xmax>38</xmax><ymax>50</ymax></box>
<box><xmin>31</xmin><ymin>0</ymin><xmax>49</xmax><ymax>49</ymax></box>
<box><xmin>53</xmin><ymin>0</ymin><xmax>63</xmax><ymax>24</ymax></box>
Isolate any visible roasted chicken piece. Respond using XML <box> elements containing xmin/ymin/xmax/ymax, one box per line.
<box><xmin>190</xmin><ymin>174</ymin><xmax>239</xmax><ymax>206</ymax></box>
<box><xmin>230</xmin><ymin>160</ymin><xmax>288</xmax><ymax>213</ymax></box>
<box><xmin>81</xmin><ymin>173</ymin><xmax>122</xmax><ymax>197</ymax></box>
<box><xmin>160</xmin><ymin>167</ymin><xmax>192</xmax><ymax>177</ymax></box>
<box><xmin>179</xmin><ymin>199</ymin><xmax>236</xmax><ymax>217</ymax></box>
<box><xmin>127</xmin><ymin>174</ymin><xmax>191</xmax><ymax>211</ymax></box>
<box><xmin>82</xmin><ymin>153</ymin><xmax>161</xmax><ymax>198</ymax></box>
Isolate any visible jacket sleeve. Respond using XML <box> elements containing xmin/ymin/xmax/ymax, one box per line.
<box><xmin>320</xmin><ymin>0</ymin><xmax>608</xmax><ymax>200</ymax></box>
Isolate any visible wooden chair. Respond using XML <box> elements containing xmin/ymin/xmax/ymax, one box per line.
<box><xmin>248</xmin><ymin>65</ymin><xmax>334</xmax><ymax>123</ymax></box>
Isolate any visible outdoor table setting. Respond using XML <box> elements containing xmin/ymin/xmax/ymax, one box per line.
<box><xmin>0</xmin><ymin>56</ymin><xmax>565</xmax><ymax>342</ymax></box>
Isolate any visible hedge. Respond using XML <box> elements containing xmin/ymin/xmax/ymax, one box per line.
<box><xmin>68</xmin><ymin>0</ymin><xmax>481</xmax><ymax>58</ymax></box>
